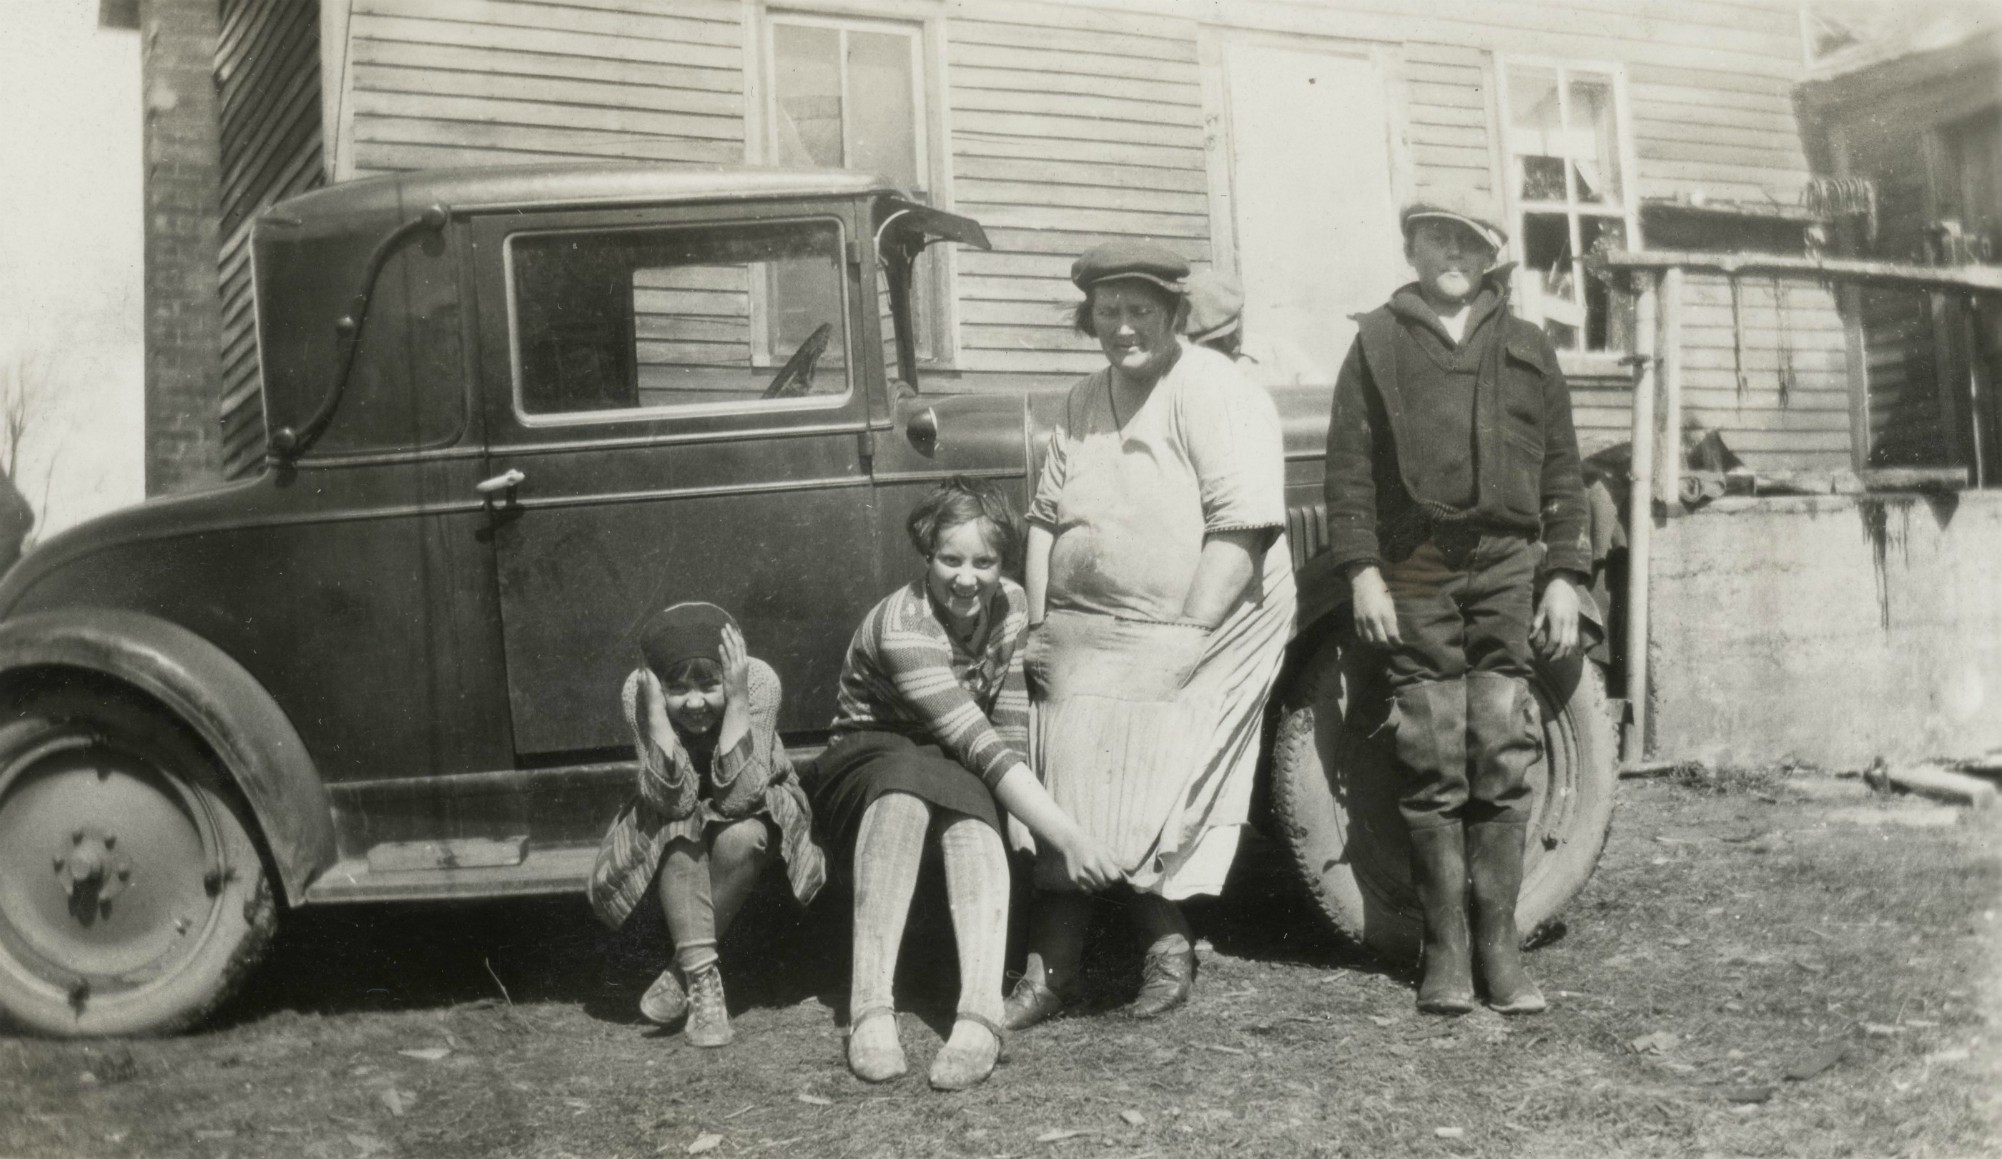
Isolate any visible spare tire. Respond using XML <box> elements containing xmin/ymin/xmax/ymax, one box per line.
<box><xmin>1269</xmin><ymin>631</ymin><xmax>1616</xmax><ymax>963</ymax></box>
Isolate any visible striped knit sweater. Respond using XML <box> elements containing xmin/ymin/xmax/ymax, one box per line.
<box><xmin>828</xmin><ymin>579</ymin><xmax>1030</xmax><ymax>788</ymax></box>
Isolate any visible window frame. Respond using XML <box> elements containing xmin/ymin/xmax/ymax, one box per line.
<box><xmin>499</xmin><ymin>213</ymin><xmax>860</xmax><ymax>430</ymax></box>
<box><xmin>756</xmin><ymin>5</ymin><xmax>959</xmax><ymax>368</ymax></box>
<box><xmin>1494</xmin><ymin>55</ymin><xmax>1643</xmax><ymax>373</ymax></box>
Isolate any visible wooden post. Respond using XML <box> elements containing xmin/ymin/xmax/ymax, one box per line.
<box><xmin>1623</xmin><ymin>272</ymin><xmax>1661</xmax><ymax>765</ymax></box>
<box><xmin>1842</xmin><ymin>286</ymin><xmax>1871</xmax><ymax>470</ymax></box>
<box><xmin>1653</xmin><ymin>266</ymin><xmax>1685</xmax><ymax>510</ymax></box>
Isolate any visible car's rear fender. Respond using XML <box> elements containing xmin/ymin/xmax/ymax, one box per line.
<box><xmin>0</xmin><ymin>609</ymin><xmax>336</xmax><ymax>905</ymax></box>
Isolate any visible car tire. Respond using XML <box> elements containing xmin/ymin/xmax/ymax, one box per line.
<box><xmin>0</xmin><ymin>686</ymin><xmax>277</xmax><ymax>1037</ymax></box>
<box><xmin>1269</xmin><ymin>632</ymin><xmax>1617</xmax><ymax>964</ymax></box>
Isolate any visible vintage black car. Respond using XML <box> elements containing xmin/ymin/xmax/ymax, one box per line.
<box><xmin>0</xmin><ymin>165</ymin><xmax>1614</xmax><ymax>1036</ymax></box>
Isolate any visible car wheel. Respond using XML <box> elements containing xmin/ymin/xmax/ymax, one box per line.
<box><xmin>0</xmin><ymin>688</ymin><xmax>276</xmax><ymax>1036</ymax></box>
<box><xmin>1269</xmin><ymin>633</ymin><xmax>1617</xmax><ymax>964</ymax></box>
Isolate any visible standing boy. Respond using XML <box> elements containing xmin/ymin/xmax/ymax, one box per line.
<box><xmin>1323</xmin><ymin>191</ymin><xmax>1591</xmax><ymax>1015</ymax></box>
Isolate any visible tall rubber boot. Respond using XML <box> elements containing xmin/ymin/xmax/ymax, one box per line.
<box><xmin>1467</xmin><ymin>820</ymin><xmax>1548</xmax><ymax>1014</ymax></box>
<box><xmin>1408</xmin><ymin>824</ymin><xmax>1475</xmax><ymax>1015</ymax></box>
<box><xmin>1391</xmin><ymin>680</ymin><xmax>1474</xmax><ymax>1015</ymax></box>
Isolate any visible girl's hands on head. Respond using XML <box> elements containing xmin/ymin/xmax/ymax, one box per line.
<box><xmin>639</xmin><ymin>668</ymin><xmax>682</xmax><ymax>756</ymax></box>
<box><xmin>720</xmin><ymin>623</ymin><xmax>752</xmax><ymax>706</ymax></box>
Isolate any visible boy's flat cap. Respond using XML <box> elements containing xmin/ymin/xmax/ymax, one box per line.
<box><xmin>1401</xmin><ymin>188</ymin><xmax>1509</xmax><ymax>252</ymax></box>
<box><xmin>1184</xmin><ymin>270</ymin><xmax>1245</xmax><ymax>342</ymax></box>
<box><xmin>1070</xmin><ymin>240</ymin><xmax>1189</xmax><ymax>294</ymax></box>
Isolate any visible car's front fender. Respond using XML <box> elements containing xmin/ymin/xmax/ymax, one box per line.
<box><xmin>0</xmin><ymin>608</ymin><xmax>336</xmax><ymax>905</ymax></box>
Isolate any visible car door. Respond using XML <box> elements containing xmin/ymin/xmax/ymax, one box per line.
<box><xmin>468</xmin><ymin>199</ymin><xmax>883</xmax><ymax>758</ymax></box>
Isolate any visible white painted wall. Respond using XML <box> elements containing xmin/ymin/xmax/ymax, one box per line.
<box><xmin>0</xmin><ymin>1</ymin><xmax>145</xmax><ymax>543</ymax></box>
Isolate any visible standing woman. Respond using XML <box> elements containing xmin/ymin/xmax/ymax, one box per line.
<box><xmin>1006</xmin><ymin>243</ymin><xmax>1295</xmax><ymax>1028</ymax></box>
<box><xmin>807</xmin><ymin>478</ymin><xmax>1120</xmax><ymax>1090</ymax></box>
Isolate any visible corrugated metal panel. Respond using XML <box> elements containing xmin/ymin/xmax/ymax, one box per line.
<box><xmin>217</xmin><ymin>0</ymin><xmax>325</xmax><ymax>479</ymax></box>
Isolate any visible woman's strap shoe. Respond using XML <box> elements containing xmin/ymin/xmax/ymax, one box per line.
<box><xmin>1126</xmin><ymin>942</ymin><xmax>1195</xmax><ymax>1020</ymax></box>
<box><xmin>1001</xmin><ymin>976</ymin><xmax>1068</xmax><ymax>1031</ymax></box>
<box><xmin>927</xmin><ymin>1013</ymin><xmax>1005</xmax><ymax>1091</ymax></box>
<box><xmin>846</xmin><ymin>1006</ymin><xmax>908</xmax><ymax>1083</ymax></box>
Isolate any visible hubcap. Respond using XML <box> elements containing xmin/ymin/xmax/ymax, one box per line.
<box><xmin>0</xmin><ymin>734</ymin><xmax>224</xmax><ymax>997</ymax></box>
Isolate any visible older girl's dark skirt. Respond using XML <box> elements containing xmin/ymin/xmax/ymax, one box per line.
<box><xmin>802</xmin><ymin>731</ymin><xmax>1003</xmax><ymax>865</ymax></box>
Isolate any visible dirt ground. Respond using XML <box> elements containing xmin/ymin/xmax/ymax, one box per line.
<box><xmin>4</xmin><ymin>772</ymin><xmax>1999</xmax><ymax>1159</ymax></box>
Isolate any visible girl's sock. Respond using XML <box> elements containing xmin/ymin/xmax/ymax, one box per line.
<box><xmin>849</xmin><ymin>792</ymin><xmax>929</xmax><ymax>1018</ymax></box>
<box><xmin>938</xmin><ymin>815</ymin><xmax>1008</xmax><ymax>1025</ymax></box>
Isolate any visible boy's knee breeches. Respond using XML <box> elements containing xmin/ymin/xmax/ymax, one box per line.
<box><xmin>1378</xmin><ymin>532</ymin><xmax>1541</xmax><ymax>830</ymax></box>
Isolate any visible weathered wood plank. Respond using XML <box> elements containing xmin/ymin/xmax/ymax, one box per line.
<box><xmin>952</xmin><ymin>154</ymin><xmax>1208</xmax><ymax>193</ymax></box>
<box><xmin>349</xmin><ymin>89</ymin><xmax>740</xmax><ymax>140</ymax></box>
<box><xmin>354</xmin><ymin>0</ymin><xmax>740</xmax><ymax>46</ymax></box>
<box><xmin>352</xmin><ymin>121</ymin><xmax>744</xmax><ymax>163</ymax></box>
<box><xmin>354</xmin><ymin>37</ymin><xmax>741</xmax><ymax>93</ymax></box>
<box><xmin>947</xmin><ymin>40</ymin><xmax>1196</xmax><ymax>84</ymax></box>
<box><xmin>953</xmin><ymin>109</ymin><xmax>1203</xmax><ymax>150</ymax></box>
<box><xmin>948</xmin><ymin>64</ymin><xmax>1200</xmax><ymax>107</ymax></box>
<box><xmin>353</xmin><ymin>62</ymin><xmax>743</xmax><ymax>118</ymax></box>
<box><xmin>351</xmin><ymin>13</ymin><xmax>737</xmax><ymax>69</ymax></box>
<box><xmin>951</xmin><ymin>85</ymin><xmax>1196</xmax><ymax>124</ymax></box>
<box><xmin>955</xmin><ymin>177</ymin><xmax>1208</xmax><ymax>216</ymax></box>
<box><xmin>947</xmin><ymin>16</ymin><xmax>1198</xmax><ymax>63</ymax></box>
<box><xmin>956</xmin><ymin>201</ymin><xmax>1209</xmax><ymax>238</ymax></box>
<box><xmin>953</xmin><ymin>130</ymin><xmax>1204</xmax><ymax>171</ymax></box>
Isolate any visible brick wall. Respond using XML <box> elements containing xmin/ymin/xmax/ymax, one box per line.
<box><xmin>141</xmin><ymin>0</ymin><xmax>224</xmax><ymax>494</ymax></box>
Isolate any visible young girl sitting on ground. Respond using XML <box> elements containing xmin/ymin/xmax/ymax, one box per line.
<box><xmin>806</xmin><ymin>477</ymin><xmax>1120</xmax><ymax>1090</ymax></box>
<box><xmin>588</xmin><ymin>603</ymin><xmax>826</xmax><ymax>1046</ymax></box>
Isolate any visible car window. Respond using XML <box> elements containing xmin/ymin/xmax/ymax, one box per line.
<box><xmin>508</xmin><ymin>217</ymin><xmax>851</xmax><ymax>418</ymax></box>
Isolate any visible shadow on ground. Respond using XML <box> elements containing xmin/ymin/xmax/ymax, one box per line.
<box><xmin>220</xmin><ymin>828</ymin><xmax>1386</xmax><ymax>1031</ymax></box>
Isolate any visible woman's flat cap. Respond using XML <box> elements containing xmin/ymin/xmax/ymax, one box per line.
<box><xmin>1070</xmin><ymin>240</ymin><xmax>1190</xmax><ymax>294</ymax></box>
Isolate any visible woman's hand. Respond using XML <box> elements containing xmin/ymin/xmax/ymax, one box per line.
<box><xmin>719</xmin><ymin>622</ymin><xmax>752</xmax><ymax>707</ymax></box>
<box><xmin>1350</xmin><ymin>566</ymin><xmax>1402</xmax><ymax>647</ymax></box>
<box><xmin>1532</xmin><ymin>575</ymin><xmax>1582</xmax><ymax>660</ymax></box>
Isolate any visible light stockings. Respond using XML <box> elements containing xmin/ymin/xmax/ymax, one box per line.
<box><xmin>848</xmin><ymin>792</ymin><xmax>1010</xmax><ymax>1026</ymax></box>
<box><xmin>658</xmin><ymin>817</ymin><xmax>773</xmax><ymax>976</ymax></box>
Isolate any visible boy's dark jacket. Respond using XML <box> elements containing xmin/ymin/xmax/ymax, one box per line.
<box><xmin>1323</xmin><ymin>277</ymin><xmax>1592</xmax><ymax>578</ymax></box>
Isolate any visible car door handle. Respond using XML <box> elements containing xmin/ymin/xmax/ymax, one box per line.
<box><xmin>475</xmin><ymin>469</ymin><xmax>525</xmax><ymax>497</ymax></box>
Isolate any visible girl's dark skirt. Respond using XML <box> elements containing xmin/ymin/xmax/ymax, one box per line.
<box><xmin>803</xmin><ymin>731</ymin><xmax>1003</xmax><ymax>864</ymax></box>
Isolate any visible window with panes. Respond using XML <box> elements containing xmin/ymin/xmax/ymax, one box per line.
<box><xmin>1499</xmin><ymin>61</ymin><xmax>1639</xmax><ymax>356</ymax></box>
<box><xmin>767</xmin><ymin>14</ymin><xmax>950</xmax><ymax>365</ymax></box>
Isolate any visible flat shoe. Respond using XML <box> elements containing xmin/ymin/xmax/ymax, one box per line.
<box><xmin>639</xmin><ymin>966</ymin><xmax>687</xmax><ymax>1026</ymax></box>
<box><xmin>1001</xmin><ymin>976</ymin><xmax>1067</xmax><ymax>1031</ymax></box>
<box><xmin>1126</xmin><ymin>943</ymin><xmax>1194</xmax><ymax>1020</ymax></box>
<box><xmin>846</xmin><ymin>1006</ymin><xmax>907</xmax><ymax>1083</ymax></box>
<box><xmin>927</xmin><ymin>1013</ymin><xmax>1005</xmax><ymax>1092</ymax></box>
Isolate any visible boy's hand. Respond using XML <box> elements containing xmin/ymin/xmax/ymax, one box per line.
<box><xmin>719</xmin><ymin>623</ymin><xmax>752</xmax><ymax>706</ymax></box>
<box><xmin>1532</xmin><ymin>575</ymin><xmax>1582</xmax><ymax>660</ymax></box>
<box><xmin>638</xmin><ymin>669</ymin><xmax>681</xmax><ymax>757</ymax></box>
<box><xmin>1350</xmin><ymin>566</ymin><xmax>1402</xmax><ymax>647</ymax></box>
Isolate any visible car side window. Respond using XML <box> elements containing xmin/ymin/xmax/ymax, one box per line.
<box><xmin>508</xmin><ymin>217</ymin><xmax>851</xmax><ymax>418</ymax></box>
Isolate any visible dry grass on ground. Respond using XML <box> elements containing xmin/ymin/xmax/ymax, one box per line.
<box><xmin>3</xmin><ymin>774</ymin><xmax>1998</xmax><ymax>1159</ymax></box>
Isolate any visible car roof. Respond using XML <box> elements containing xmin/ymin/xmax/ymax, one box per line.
<box><xmin>265</xmin><ymin>163</ymin><xmax>903</xmax><ymax>228</ymax></box>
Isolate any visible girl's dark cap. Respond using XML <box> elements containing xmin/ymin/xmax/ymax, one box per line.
<box><xmin>639</xmin><ymin>601</ymin><xmax>737</xmax><ymax>676</ymax></box>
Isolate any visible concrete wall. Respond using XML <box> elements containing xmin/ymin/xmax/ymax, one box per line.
<box><xmin>1647</xmin><ymin>489</ymin><xmax>2002</xmax><ymax>768</ymax></box>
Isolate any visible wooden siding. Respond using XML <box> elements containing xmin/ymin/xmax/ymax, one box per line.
<box><xmin>218</xmin><ymin>0</ymin><xmax>325</xmax><ymax>479</ymax></box>
<box><xmin>319</xmin><ymin>0</ymin><xmax>1841</xmax><ymax>461</ymax></box>
<box><xmin>342</xmin><ymin>0</ymin><xmax>744</xmax><ymax>174</ymax></box>
<box><xmin>947</xmin><ymin>9</ymin><xmax>1209</xmax><ymax>388</ymax></box>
